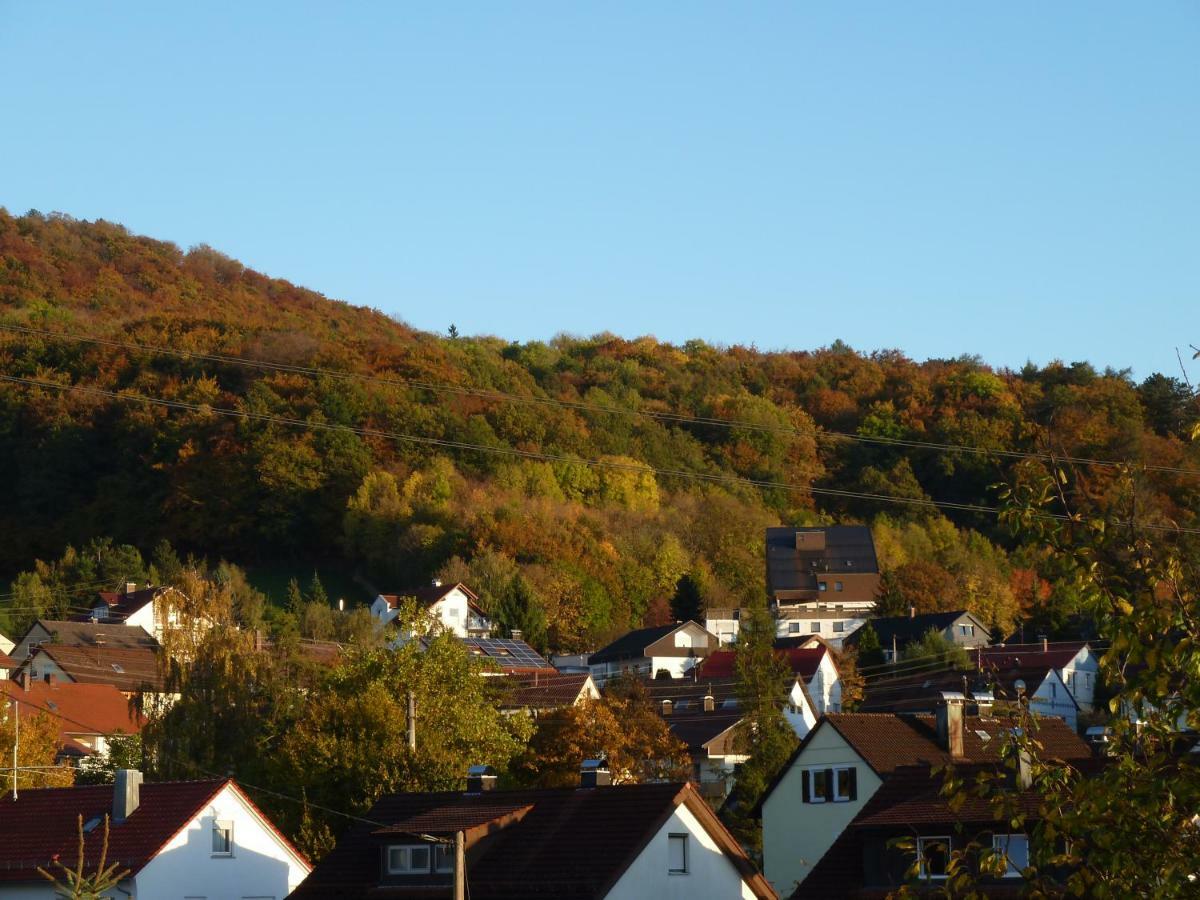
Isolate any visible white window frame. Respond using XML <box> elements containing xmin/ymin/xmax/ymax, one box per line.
<box><xmin>387</xmin><ymin>844</ymin><xmax>432</xmax><ymax>874</ymax></box>
<box><xmin>211</xmin><ymin>820</ymin><xmax>234</xmax><ymax>857</ymax></box>
<box><xmin>668</xmin><ymin>833</ymin><xmax>689</xmax><ymax>875</ymax></box>
<box><xmin>834</xmin><ymin>766</ymin><xmax>854</xmax><ymax>801</ymax></box>
<box><xmin>992</xmin><ymin>833</ymin><xmax>1029</xmax><ymax>878</ymax></box>
<box><xmin>808</xmin><ymin>768</ymin><xmax>829</xmax><ymax>804</ymax></box>
<box><xmin>917</xmin><ymin>836</ymin><xmax>950</xmax><ymax>880</ymax></box>
<box><xmin>833</xmin><ymin>621</ymin><xmax>845</xmax><ymax>633</ymax></box>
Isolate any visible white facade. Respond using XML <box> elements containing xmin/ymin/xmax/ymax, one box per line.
<box><xmin>605</xmin><ymin>802</ymin><xmax>761</xmax><ymax>900</ymax></box>
<box><xmin>806</xmin><ymin>653</ymin><xmax>843</xmax><ymax>715</ymax></box>
<box><xmin>1058</xmin><ymin>646</ymin><xmax>1100</xmax><ymax>712</ymax></box>
<box><xmin>761</xmin><ymin>722</ymin><xmax>881</xmax><ymax>896</ymax></box>
<box><xmin>0</xmin><ymin>631</ymin><xmax>13</xmax><ymax>656</ymax></box>
<box><xmin>372</xmin><ymin>586</ymin><xmax>490</xmax><ymax>639</ymax></box>
<box><xmin>1027</xmin><ymin>670</ymin><xmax>1080</xmax><ymax>729</ymax></box>
<box><xmin>590</xmin><ymin>654</ymin><xmax>700</xmax><ymax>684</ymax></box>
<box><xmin>0</xmin><ymin>783</ymin><xmax>309</xmax><ymax>900</ymax></box>
<box><xmin>783</xmin><ymin>679</ymin><xmax>819</xmax><ymax>738</ymax></box>
<box><xmin>776</xmin><ymin>614</ymin><xmax>868</xmax><ymax>649</ymax></box>
<box><xmin>705</xmin><ymin>613</ymin><xmax>741</xmax><ymax>646</ymax></box>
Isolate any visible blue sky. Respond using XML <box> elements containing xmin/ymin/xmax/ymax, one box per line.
<box><xmin>2</xmin><ymin>2</ymin><xmax>1197</xmax><ymax>378</ymax></box>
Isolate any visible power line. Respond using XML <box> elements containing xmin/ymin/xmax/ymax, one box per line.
<box><xmin>4</xmin><ymin>322</ymin><xmax>1198</xmax><ymax>477</ymax></box>
<box><xmin>3</xmin><ymin>372</ymin><xmax>1198</xmax><ymax>536</ymax></box>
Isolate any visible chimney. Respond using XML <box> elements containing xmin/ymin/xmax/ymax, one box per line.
<box><xmin>661</xmin><ymin>699</ymin><xmax>673</xmax><ymax>716</ymax></box>
<box><xmin>580</xmin><ymin>759</ymin><xmax>612</xmax><ymax>788</ymax></box>
<box><xmin>795</xmin><ymin>530</ymin><xmax>826</xmax><ymax>552</ymax></box>
<box><xmin>908</xmin><ymin>605</ymin><xmax>916</xmax><ymax>620</ymax></box>
<box><xmin>113</xmin><ymin>769</ymin><xmax>143</xmax><ymax>823</ymax></box>
<box><xmin>703</xmin><ymin>690</ymin><xmax>716</xmax><ymax>713</ymax></box>
<box><xmin>1016</xmin><ymin>748</ymin><xmax>1033</xmax><ymax>790</ymax></box>
<box><xmin>935</xmin><ymin>693</ymin><xmax>965</xmax><ymax>758</ymax></box>
<box><xmin>466</xmin><ymin>765</ymin><xmax>497</xmax><ymax>793</ymax></box>
<box><xmin>18</xmin><ymin>671</ymin><xmax>30</xmax><ymax>692</ymax></box>
<box><xmin>511</xmin><ymin>629</ymin><xmax>523</xmax><ymax>642</ymax></box>
<box><xmin>125</xmin><ymin>582</ymin><xmax>137</xmax><ymax>596</ymax></box>
<box><xmin>1039</xmin><ymin>635</ymin><xmax>1048</xmax><ymax>653</ymax></box>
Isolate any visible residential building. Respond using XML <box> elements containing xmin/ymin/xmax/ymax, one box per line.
<box><xmin>766</xmin><ymin>526</ymin><xmax>881</xmax><ymax>610</ymax></box>
<box><xmin>15</xmin><ymin>644</ymin><xmax>163</xmax><ymax>695</ymax></box>
<box><xmin>0</xmin><ymin>630</ymin><xmax>13</xmax><ymax>656</ymax></box>
<box><xmin>496</xmin><ymin>672</ymin><xmax>600</xmax><ymax>717</ymax></box>
<box><xmin>79</xmin><ymin>584</ymin><xmax>185</xmax><ymax>642</ymax></box>
<box><xmin>775</xmin><ymin>606</ymin><xmax>869</xmax><ymax>648</ymax></box>
<box><xmin>588</xmin><ymin>621</ymin><xmax>719</xmax><ymax>685</ymax></box>
<box><xmin>700</xmin><ymin>644</ymin><xmax>843</xmax><ymax>714</ymax></box>
<box><xmin>973</xmin><ymin>640</ymin><xmax>1100</xmax><ymax>711</ymax></box>
<box><xmin>372</xmin><ymin>582</ymin><xmax>492</xmax><ymax>638</ymax></box>
<box><xmin>289</xmin><ymin>767</ymin><xmax>776</xmax><ymax>899</ymax></box>
<box><xmin>0</xmin><ymin>651</ymin><xmax>13</xmax><ymax>681</ymax></box>
<box><xmin>756</xmin><ymin>706</ymin><xmax>1090</xmax><ymax>896</ymax></box>
<box><xmin>704</xmin><ymin>607</ymin><xmax>749</xmax><ymax>645</ymax></box>
<box><xmin>843</xmin><ymin>610</ymin><xmax>991</xmax><ymax>661</ymax></box>
<box><xmin>0</xmin><ymin>771</ymin><xmax>310</xmax><ymax>898</ymax></box>
<box><xmin>10</xmin><ymin>619</ymin><xmax>159</xmax><ymax>661</ymax></box>
<box><xmin>2</xmin><ymin>676</ymin><xmax>142</xmax><ymax>761</ymax></box>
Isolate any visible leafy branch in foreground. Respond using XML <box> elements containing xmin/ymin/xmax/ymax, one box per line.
<box><xmin>38</xmin><ymin>814</ymin><xmax>130</xmax><ymax>900</ymax></box>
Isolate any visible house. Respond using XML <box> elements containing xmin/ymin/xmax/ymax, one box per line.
<box><xmin>588</xmin><ymin>621</ymin><xmax>720</xmax><ymax>685</ymax></box>
<box><xmin>0</xmin><ymin>629</ymin><xmax>13</xmax><ymax>656</ymax></box>
<box><xmin>372</xmin><ymin>582</ymin><xmax>492</xmax><ymax>638</ymax></box>
<box><xmin>766</xmin><ymin>526</ymin><xmax>881</xmax><ymax>611</ymax></box>
<box><xmin>799</xmin><ymin>759</ymin><xmax>1081</xmax><ymax>897</ymax></box>
<box><xmin>756</xmin><ymin>705</ymin><xmax>1090</xmax><ymax>896</ymax></box>
<box><xmin>10</xmin><ymin>619</ymin><xmax>159</xmax><ymax>661</ymax></box>
<box><xmin>0</xmin><ymin>651</ymin><xmax>14</xmax><ymax>681</ymax></box>
<box><xmin>859</xmin><ymin>666</ymin><xmax>1081</xmax><ymax>729</ymax></box>
<box><xmin>1</xmin><ymin>676</ymin><xmax>143</xmax><ymax>762</ymax></box>
<box><xmin>704</xmin><ymin>607</ymin><xmax>750</xmax><ymax>645</ymax></box>
<box><xmin>289</xmin><ymin>765</ymin><xmax>776</xmax><ymax>899</ymax></box>
<box><xmin>496</xmin><ymin>672</ymin><xmax>600</xmax><ymax>717</ymax></box>
<box><xmin>78</xmin><ymin>584</ymin><xmax>185</xmax><ymax>642</ymax></box>
<box><xmin>843</xmin><ymin>610</ymin><xmax>991</xmax><ymax>661</ymax></box>
<box><xmin>461</xmin><ymin>635</ymin><xmax>555</xmax><ymax>674</ymax></box>
<box><xmin>14</xmin><ymin>644</ymin><xmax>163</xmax><ymax>695</ymax></box>
<box><xmin>973</xmin><ymin>640</ymin><xmax>1100</xmax><ymax>711</ymax></box>
<box><xmin>699</xmin><ymin>644</ymin><xmax>843</xmax><ymax>714</ymax></box>
<box><xmin>0</xmin><ymin>770</ymin><xmax>310</xmax><ymax>897</ymax></box>
<box><xmin>775</xmin><ymin>606</ymin><xmax>870</xmax><ymax>648</ymax></box>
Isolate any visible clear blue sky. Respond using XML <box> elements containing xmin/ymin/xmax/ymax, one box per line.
<box><xmin>2</xmin><ymin>2</ymin><xmax>1197</xmax><ymax>378</ymax></box>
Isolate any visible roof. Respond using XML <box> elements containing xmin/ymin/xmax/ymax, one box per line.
<box><xmin>587</xmin><ymin>623</ymin><xmax>682</xmax><ymax>665</ymax></box>
<box><xmin>0</xmin><ymin>779</ymin><xmax>224</xmax><ymax>880</ymax></box>
<box><xmin>497</xmin><ymin>673</ymin><xmax>594</xmax><ymax>709</ymax></box>
<box><xmin>766</xmin><ymin>526</ymin><xmax>880</xmax><ymax>597</ymax></box>
<box><xmin>666</xmin><ymin>710</ymin><xmax>745</xmax><ymax>753</ymax></box>
<box><xmin>0</xmin><ymin>651</ymin><xmax>14</xmax><ymax>669</ymax></box>
<box><xmin>92</xmin><ymin>587</ymin><xmax>162</xmax><ymax>622</ymax></box>
<box><xmin>0</xmin><ymin>680</ymin><xmax>143</xmax><ymax>746</ymax></box>
<box><xmin>20</xmin><ymin>619</ymin><xmax>160</xmax><ymax>652</ymax></box>
<box><xmin>377</xmin><ymin>582</ymin><xmax>482</xmax><ymax>610</ymax></box>
<box><xmin>22</xmin><ymin>645</ymin><xmax>163</xmax><ymax>692</ymax></box>
<box><xmin>852</xmin><ymin>763</ymin><xmax>1046</xmax><ymax>828</ymax></box>
<box><xmin>463</xmin><ymin>636</ymin><xmax>553</xmax><ymax>671</ymax></box>
<box><xmin>699</xmin><ymin>647</ymin><xmax>828</xmax><ymax>680</ymax></box>
<box><xmin>973</xmin><ymin>642</ymin><xmax>1092</xmax><ymax>671</ymax></box>
<box><xmin>843</xmin><ymin>611</ymin><xmax>988</xmax><ymax>648</ymax></box>
<box><xmin>290</xmin><ymin>781</ymin><xmax>775</xmax><ymax>899</ymax></box>
<box><xmin>759</xmin><ymin>711</ymin><xmax>1091</xmax><ymax>812</ymax></box>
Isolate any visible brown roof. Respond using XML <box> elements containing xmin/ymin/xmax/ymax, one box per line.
<box><xmin>0</xmin><ymin>680</ymin><xmax>143</xmax><ymax>747</ymax></box>
<box><xmin>666</xmin><ymin>710</ymin><xmax>744</xmax><ymax>754</ymax></box>
<box><xmin>0</xmin><ymin>651</ymin><xmax>14</xmax><ymax>669</ymax></box>
<box><xmin>291</xmin><ymin>782</ymin><xmax>775</xmax><ymax>899</ymax></box>
<box><xmin>23</xmin><ymin>645</ymin><xmax>163</xmax><ymax>692</ymax></box>
<box><xmin>973</xmin><ymin>641</ymin><xmax>1092</xmax><ymax>671</ymax></box>
<box><xmin>378</xmin><ymin>582</ymin><xmax>482</xmax><ymax>610</ymax></box>
<box><xmin>497</xmin><ymin>673</ymin><xmax>593</xmax><ymax>709</ymax></box>
<box><xmin>22</xmin><ymin>619</ymin><xmax>159</xmax><ymax>651</ymax></box>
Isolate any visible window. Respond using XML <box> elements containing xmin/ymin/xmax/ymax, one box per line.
<box><xmin>960</xmin><ymin>624</ymin><xmax>975</xmax><ymax>637</ymax></box>
<box><xmin>668</xmin><ymin>833</ymin><xmax>689</xmax><ymax>874</ymax></box>
<box><xmin>803</xmin><ymin>766</ymin><xmax>856</xmax><ymax>803</ymax></box>
<box><xmin>789</xmin><ymin>622</ymin><xmax>800</xmax><ymax>634</ymax></box>
<box><xmin>917</xmin><ymin>836</ymin><xmax>950</xmax><ymax>879</ymax></box>
<box><xmin>833</xmin><ymin>621</ymin><xmax>845</xmax><ymax>633</ymax></box>
<box><xmin>810</xmin><ymin>622</ymin><xmax>821</xmax><ymax>633</ymax></box>
<box><xmin>834</xmin><ymin>581</ymin><xmax>844</xmax><ymax>591</ymax></box>
<box><xmin>992</xmin><ymin>834</ymin><xmax>1029</xmax><ymax>878</ymax></box>
<box><xmin>434</xmin><ymin>844</ymin><xmax>454</xmax><ymax>873</ymax></box>
<box><xmin>387</xmin><ymin>844</ymin><xmax>432</xmax><ymax>874</ymax></box>
<box><xmin>212</xmin><ymin>820</ymin><xmax>234</xmax><ymax>856</ymax></box>
<box><xmin>1049</xmin><ymin>682</ymin><xmax>1057</xmax><ymax>698</ymax></box>
<box><xmin>818</xmin><ymin>581</ymin><xmax>827</xmax><ymax>592</ymax></box>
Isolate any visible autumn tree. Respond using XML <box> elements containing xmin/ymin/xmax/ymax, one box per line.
<box><xmin>0</xmin><ymin>702</ymin><xmax>73</xmax><ymax>791</ymax></box>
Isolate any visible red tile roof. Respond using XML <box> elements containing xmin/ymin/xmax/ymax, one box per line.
<box><xmin>699</xmin><ymin>647</ymin><xmax>828</xmax><ymax>680</ymax></box>
<box><xmin>0</xmin><ymin>651</ymin><xmax>15</xmax><ymax>669</ymax></box>
<box><xmin>972</xmin><ymin>642</ymin><xmax>1091</xmax><ymax>671</ymax></box>
<box><xmin>0</xmin><ymin>680</ymin><xmax>142</xmax><ymax>747</ymax></box>
<box><xmin>497</xmin><ymin>673</ymin><xmax>594</xmax><ymax>709</ymax></box>
<box><xmin>377</xmin><ymin>582</ymin><xmax>482</xmax><ymax>612</ymax></box>
<box><xmin>291</xmin><ymin>782</ymin><xmax>775</xmax><ymax>899</ymax></box>
<box><xmin>0</xmin><ymin>780</ymin><xmax>225</xmax><ymax>880</ymax></box>
<box><xmin>21</xmin><ymin>645</ymin><xmax>163</xmax><ymax>693</ymax></box>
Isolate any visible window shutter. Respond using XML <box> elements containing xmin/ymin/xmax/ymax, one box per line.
<box><xmin>801</xmin><ymin>770</ymin><xmax>811</xmax><ymax>803</ymax></box>
<box><xmin>823</xmin><ymin>769</ymin><xmax>834</xmax><ymax>802</ymax></box>
<box><xmin>848</xmin><ymin>767</ymin><xmax>857</xmax><ymax>801</ymax></box>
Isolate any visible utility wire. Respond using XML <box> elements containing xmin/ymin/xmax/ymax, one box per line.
<box><xmin>3</xmin><ymin>372</ymin><xmax>1198</xmax><ymax>536</ymax></box>
<box><xmin>4</xmin><ymin>322</ymin><xmax>1198</xmax><ymax>477</ymax></box>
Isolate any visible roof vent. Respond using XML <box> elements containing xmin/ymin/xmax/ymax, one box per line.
<box><xmin>580</xmin><ymin>759</ymin><xmax>612</xmax><ymax>788</ymax></box>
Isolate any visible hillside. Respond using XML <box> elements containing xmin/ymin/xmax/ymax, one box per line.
<box><xmin>1</xmin><ymin>209</ymin><xmax>1197</xmax><ymax>650</ymax></box>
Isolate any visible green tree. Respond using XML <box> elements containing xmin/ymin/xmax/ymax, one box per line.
<box><xmin>854</xmin><ymin>622</ymin><xmax>885</xmax><ymax>669</ymax></box>
<box><xmin>670</xmin><ymin>574</ymin><xmax>704</xmax><ymax>623</ymax></box>
<box><xmin>307</xmin><ymin>571</ymin><xmax>328</xmax><ymax>607</ymax></box>
<box><xmin>75</xmin><ymin>734</ymin><xmax>143</xmax><ymax>785</ymax></box>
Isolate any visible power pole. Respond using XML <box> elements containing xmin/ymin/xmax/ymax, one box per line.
<box><xmin>11</xmin><ymin>698</ymin><xmax>18</xmax><ymax>801</ymax></box>
<box><xmin>407</xmin><ymin>691</ymin><xmax>416</xmax><ymax>751</ymax></box>
<box><xmin>454</xmin><ymin>830</ymin><xmax>466</xmax><ymax>900</ymax></box>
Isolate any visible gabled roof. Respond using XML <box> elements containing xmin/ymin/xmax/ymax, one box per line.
<box><xmin>665</xmin><ymin>710</ymin><xmax>745</xmax><ymax>754</ymax></box>
<box><xmin>22</xmin><ymin>644</ymin><xmax>163</xmax><ymax>692</ymax></box>
<box><xmin>698</xmin><ymin>646</ymin><xmax>829</xmax><ymax>680</ymax></box>
<box><xmin>844</xmin><ymin>610</ymin><xmax>988</xmax><ymax>648</ymax></box>
<box><xmin>290</xmin><ymin>781</ymin><xmax>775</xmax><ymax>899</ymax></box>
<box><xmin>497</xmin><ymin>672</ymin><xmax>595</xmax><ymax>709</ymax></box>
<box><xmin>758</xmin><ymin>711</ymin><xmax>1090</xmax><ymax>813</ymax></box>
<box><xmin>860</xmin><ymin>665</ymin><xmax>1077</xmax><ymax>715</ymax></box>
<box><xmin>19</xmin><ymin>619</ymin><xmax>160</xmax><ymax>652</ymax></box>
<box><xmin>0</xmin><ymin>779</ymin><xmax>225</xmax><ymax>880</ymax></box>
<box><xmin>973</xmin><ymin>641</ymin><xmax>1092</xmax><ymax>671</ymax></box>
<box><xmin>0</xmin><ymin>680</ymin><xmax>142</xmax><ymax>746</ymax></box>
<box><xmin>587</xmin><ymin>622</ymin><xmax>683</xmax><ymax>665</ymax></box>
<box><xmin>377</xmin><ymin>582</ymin><xmax>481</xmax><ymax>610</ymax></box>
<box><xmin>91</xmin><ymin>587</ymin><xmax>163</xmax><ymax>622</ymax></box>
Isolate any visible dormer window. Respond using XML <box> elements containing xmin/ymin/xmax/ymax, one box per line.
<box><xmin>387</xmin><ymin>844</ymin><xmax>432</xmax><ymax>874</ymax></box>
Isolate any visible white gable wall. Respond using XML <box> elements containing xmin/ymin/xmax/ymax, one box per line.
<box><xmin>605</xmin><ymin>802</ymin><xmax>758</xmax><ymax>900</ymax></box>
<box><xmin>133</xmin><ymin>783</ymin><xmax>309</xmax><ymax>898</ymax></box>
<box><xmin>1029</xmin><ymin>671</ymin><xmax>1079</xmax><ymax>729</ymax></box>
<box><xmin>761</xmin><ymin>723</ymin><xmax>882</xmax><ymax>896</ymax></box>
<box><xmin>1060</xmin><ymin>647</ymin><xmax>1099</xmax><ymax>711</ymax></box>
<box><xmin>783</xmin><ymin>680</ymin><xmax>817</xmax><ymax>738</ymax></box>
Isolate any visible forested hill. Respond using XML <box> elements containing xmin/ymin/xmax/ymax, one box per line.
<box><xmin>1</xmin><ymin>208</ymin><xmax>1197</xmax><ymax>650</ymax></box>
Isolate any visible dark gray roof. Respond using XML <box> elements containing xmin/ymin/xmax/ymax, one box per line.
<box><xmin>766</xmin><ymin>526</ymin><xmax>879</xmax><ymax>594</ymax></box>
<box><xmin>23</xmin><ymin>620</ymin><xmax>159</xmax><ymax>651</ymax></box>
<box><xmin>588</xmin><ymin>624</ymin><xmax>681</xmax><ymax>665</ymax></box>
<box><xmin>844</xmin><ymin>611</ymin><xmax>987</xmax><ymax>649</ymax></box>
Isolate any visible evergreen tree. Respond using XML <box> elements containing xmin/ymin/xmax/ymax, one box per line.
<box><xmin>670</xmin><ymin>574</ymin><xmax>703</xmax><ymax>623</ymax></box>
<box><xmin>854</xmin><ymin>622</ymin><xmax>886</xmax><ymax>669</ymax></box>
<box><xmin>285</xmin><ymin>577</ymin><xmax>303</xmax><ymax>614</ymax></box>
<box><xmin>307</xmin><ymin>571</ymin><xmax>328</xmax><ymax>607</ymax></box>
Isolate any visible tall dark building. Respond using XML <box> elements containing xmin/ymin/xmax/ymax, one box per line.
<box><xmin>765</xmin><ymin>526</ymin><xmax>880</xmax><ymax>611</ymax></box>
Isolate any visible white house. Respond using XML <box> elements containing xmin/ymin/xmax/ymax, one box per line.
<box><xmin>371</xmin><ymin>582</ymin><xmax>491</xmax><ymax>639</ymax></box>
<box><xmin>85</xmin><ymin>585</ymin><xmax>185</xmax><ymax>643</ymax></box>
<box><xmin>975</xmin><ymin>641</ymin><xmax>1101</xmax><ymax>712</ymax></box>
<box><xmin>588</xmin><ymin>621</ymin><xmax>720</xmax><ymax>685</ymax></box>
<box><xmin>289</xmin><ymin>770</ymin><xmax>775</xmax><ymax>899</ymax></box>
<box><xmin>698</xmin><ymin>645</ymin><xmax>843</xmax><ymax>715</ymax></box>
<box><xmin>0</xmin><ymin>771</ymin><xmax>310</xmax><ymax>898</ymax></box>
<box><xmin>774</xmin><ymin>607</ymin><xmax>868</xmax><ymax>648</ymax></box>
<box><xmin>756</xmin><ymin>707</ymin><xmax>1091</xmax><ymax>896</ymax></box>
<box><xmin>703</xmin><ymin>608</ymin><xmax>748</xmax><ymax>646</ymax></box>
